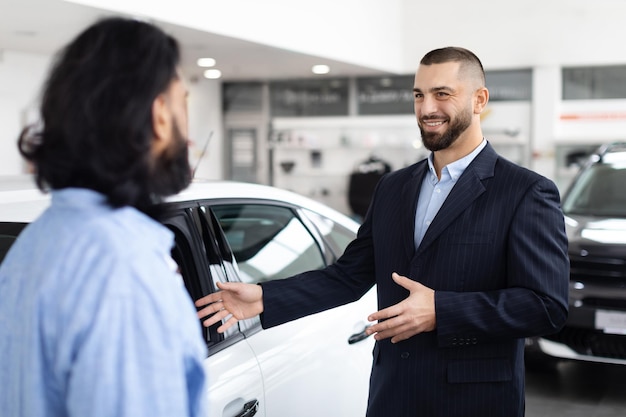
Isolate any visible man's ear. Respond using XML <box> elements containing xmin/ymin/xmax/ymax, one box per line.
<box><xmin>151</xmin><ymin>93</ymin><xmax>171</xmax><ymax>156</ymax></box>
<box><xmin>473</xmin><ymin>87</ymin><xmax>489</xmax><ymax>114</ymax></box>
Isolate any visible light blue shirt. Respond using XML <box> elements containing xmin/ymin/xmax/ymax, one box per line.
<box><xmin>0</xmin><ymin>188</ymin><xmax>207</xmax><ymax>417</ymax></box>
<box><xmin>414</xmin><ymin>140</ymin><xmax>487</xmax><ymax>248</ymax></box>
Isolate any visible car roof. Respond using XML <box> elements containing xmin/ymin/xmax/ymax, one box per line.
<box><xmin>0</xmin><ymin>176</ymin><xmax>360</xmax><ymax>231</ymax></box>
<box><xmin>592</xmin><ymin>142</ymin><xmax>626</xmax><ymax>164</ymax></box>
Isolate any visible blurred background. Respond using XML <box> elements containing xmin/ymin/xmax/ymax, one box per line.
<box><xmin>4</xmin><ymin>0</ymin><xmax>626</xmax><ymax>216</ymax></box>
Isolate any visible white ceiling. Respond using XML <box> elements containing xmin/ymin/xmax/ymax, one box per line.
<box><xmin>4</xmin><ymin>0</ymin><xmax>626</xmax><ymax>84</ymax></box>
<box><xmin>0</xmin><ymin>0</ymin><xmax>389</xmax><ymax>82</ymax></box>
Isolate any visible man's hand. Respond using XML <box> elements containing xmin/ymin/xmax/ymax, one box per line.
<box><xmin>365</xmin><ymin>272</ymin><xmax>436</xmax><ymax>343</ymax></box>
<box><xmin>195</xmin><ymin>281</ymin><xmax>264</xmax><ymax>333</ymax></box>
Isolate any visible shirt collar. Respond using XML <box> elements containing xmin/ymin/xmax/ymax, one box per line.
<box><xmin>50</xmin><ymin>188</ymin><xmax>172</xmax><ymax>248</ymax></box>
<box><xmin>51</xmin><ymin>188</ymin><xmax>111</xmax><ymax>211</ymax></box>
<box><xmin>426</xmin><ymin>139</ymin><xmax>487</xmax><ymax>181</ymax></box>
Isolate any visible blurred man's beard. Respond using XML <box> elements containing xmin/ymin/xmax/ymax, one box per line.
<box><xmin>150</xmin><ymin>120</ymin><xmax>192</xmax><ymax>198</ymax></box>
<box><xmin>419</xmin><ymin>105</ymin><xmax>472</xmax><ymax>152</ymax></box>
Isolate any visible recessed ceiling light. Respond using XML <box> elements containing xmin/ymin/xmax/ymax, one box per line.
<box><xmin>197</xmin><ymin>58</ymin><xmax>216</xmax><ymax>67</ymax></box>
<box><xmin>203</xmin><ymin>69</ymin><xmax>222</xmax><ymax>79</ymax></box>
<box><xmin>312</xmin><ymin>64</ymin><xmax>330</xmax><ymax>75</ymax></box>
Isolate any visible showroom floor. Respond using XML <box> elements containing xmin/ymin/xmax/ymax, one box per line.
<box><xmin>526</xmin><ymin>360</ymin><xmax>626</xmax><ymax>416</ymax></box>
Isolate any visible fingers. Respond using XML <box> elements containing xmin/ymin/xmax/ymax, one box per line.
<box><xmin>195</xmin><ymin>291</ymin><xmax>223</xmax><ymax>308</ymax></box>
<box><xmin>198</xmin><ymin>303</ymin><xmax>241</xmax><ymax>333</ymax></box>
<box><xmin>366</xmin><ymin>314</ymin><xmax>403</xmax><ymax>335</ymax></box>
<box><xmin>196</xmin><ymin>299</ymin><xmax>224</xmax><ymax>319</ymax></box>
<box><xmin>372</xmin><ymin>322</ymin><xmax>418</xmax><ymax>342</ymax></box>
<box><xmin>391</xmin><ymin>272</ymin><xmax>417</xmax><ymax>290</ymax></box>
<box><xmin>201</xmin><ymin>308</ymin><xmax>230</xmax><ymax>328</ymax></box>
<box><xmin>366</xmin><ymin>316</ymin><xmax>426</xmax><ymax>343</ymax></box>
<box><xmin>367</xmin><ymin>304</ymin><xmax>400</xmax><ymax>322</ymax></box>
<box><xmin>195</xmin><ymin>280</ymin><xmax>238</xmax><ymax>302</ymax></box>
<box><xmin>218</xmin><ymin>315</ymin><xmax>239</xmax><ymax>333</ymax></box>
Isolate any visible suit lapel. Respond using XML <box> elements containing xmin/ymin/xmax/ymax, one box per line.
<box><xmin>401</xmin><ymin>161</ymin><xmax>428</xmax><ymax>260</ymax></box>
<box><xmin>416</xmin><ymin>143</ymin><xmax>498</xmax><ymax>256</ymax></box>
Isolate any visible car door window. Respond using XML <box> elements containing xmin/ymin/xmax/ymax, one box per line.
<box><xmin>0</xmin><ymin>223</ymin><xmax>27</xmax><ymax>264</ymax></box>
<box><xmin>211</xmin><ymin>204</ymin><xmax>325</xmax><ymax>284</ymax></box>
<box><xmin>301</xmin><ymin>208</ymin><xmax>356</xmax><ymax>259</ymax></box>
<box><xmin>159</xmin><ymin>205</ymin><xmax>244</xmax><ymax>350</ymax></box>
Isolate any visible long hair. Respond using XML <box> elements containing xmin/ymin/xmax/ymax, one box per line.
<box><xmin>19</xmin><ymin>17</ymin><xmax>181</xmax><ymax>210</ymax></box>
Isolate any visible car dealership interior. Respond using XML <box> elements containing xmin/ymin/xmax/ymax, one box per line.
<box><xmin>2</xmin><ymin>1</ymin><xmax>626</xmax><ymax>416</ymax></box>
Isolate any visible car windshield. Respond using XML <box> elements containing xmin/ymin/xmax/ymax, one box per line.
<box><xmin>562</xmin><ymin>161</ymin><xmax>626</xmax><ymax>217</ymax></box>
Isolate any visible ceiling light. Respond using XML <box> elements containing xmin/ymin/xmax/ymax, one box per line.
<box><xmin>312</xmin><ymin>64</ymin><xmax>330</xmax><ymax>75</ymax></box>
<box><xmin>197</xmin><ymin>58</ymin><xmax>216</xmax><ymax>67</ymax></box>
<box><xmin>203</xmin><ymin>69</ymin><xmax>222</xmax><ymax>79</ymax></box>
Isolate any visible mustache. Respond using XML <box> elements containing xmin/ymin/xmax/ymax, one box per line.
<box><xmin>421</xmin><ymin>115</ymin><xmax>448</xmax><ymax>121</ymax></box>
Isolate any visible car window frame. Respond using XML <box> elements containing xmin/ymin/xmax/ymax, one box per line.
<box><xmin>0</xmin><ymin>222</ymin><xmax>28</xmax><ymax>264</ymax></box>
<box><xmin>195</xmin><ymin>197</ymin><xmax>346</xmax><ymax>335</ymax></box>
<box><xmin>156</xmin><ymin>201</ymin><xmax>249</xmax><ymax>356</ymax></box>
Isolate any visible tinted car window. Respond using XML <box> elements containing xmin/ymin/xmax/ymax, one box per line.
<box><xmin>563</xmin><ymin>159</ymin><xmax>626</xmax><ymax>217</ymax></box>
<box><xmin>212</xmin><ymin>204</ymin><xmax>325</xmax><ymax>284</ymax></box>
<box><xmin>161</xmin><ymin>205</ymin><xmax>244</xmax><ymax>346</ymax></box>
<box><xmin>302</xmin><ymin>208</ymin><xmax>355</xmax><ymax>258</ymax></box>
<box><xmin>0</xmin><ymin>223</ymin><xmax>27</xmax><ymax>264</ymax></box>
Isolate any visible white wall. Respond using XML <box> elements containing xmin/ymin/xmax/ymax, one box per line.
<box><xmin>401</xmin><ymin>0</ymin><xmax>626</xmax><ymax>71</ymax></box>
<box><xmin>0</xmin><ymin>50</ymin><xmax>51</xmax><ymax>175</ymax></box>
<box><xmin>0</xmin><ymin>49</ymin><xmax>224</xmax><ymax>179</ymax></box>
<box><xmin>187</xmin><ymin>77</ymin><xmax>223</xmax><ymax>180</ymax></box>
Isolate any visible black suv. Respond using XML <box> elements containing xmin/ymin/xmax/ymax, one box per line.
<box><xmin>528</xmin><ymin>142</ymin><xmax>626</xmax><ymax>366</ymax></box>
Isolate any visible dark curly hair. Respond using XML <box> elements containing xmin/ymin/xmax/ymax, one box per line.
<box><xmin>19</xmin><ymin>17</ymin><xmax>182</xmax><ymax>210</ymax></box>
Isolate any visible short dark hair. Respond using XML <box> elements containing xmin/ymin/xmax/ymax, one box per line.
<box><xmin>420</xmin><ymin>46</ymin><xmax>485</xmax><ymax>86</ymax></box>
<box><xmin>19</xmin><ymin>17</ymin><xmax>181</xmax><ymax>210</ymax></box>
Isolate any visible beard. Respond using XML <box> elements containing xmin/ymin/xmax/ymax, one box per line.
<box><xmin>419</xmin><ymin>104</ymin><xmax>472</xmax><ymax>152</ymax></box>
<box><xmin>149</xmin><ymin>120</ymin><xmax>192</xmax><ymax>199</ymax></box>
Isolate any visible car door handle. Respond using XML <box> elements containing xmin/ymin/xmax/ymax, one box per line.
<box><xmin>348</xmin><ymin>324</ymin><xmax>372</xmax><ymax>344</ymax></box>
<box><xmin>234</xmin><ymin>399</ymin><xmax>259</xmax><ymax>417</ymax></box>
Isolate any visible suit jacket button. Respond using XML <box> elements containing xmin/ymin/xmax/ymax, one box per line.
<box><xmin>400</xmin><ymin>352</ymin><xmax>410</xmax><ymax>359</ymax></box>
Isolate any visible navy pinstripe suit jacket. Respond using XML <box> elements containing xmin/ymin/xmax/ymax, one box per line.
<box><xmin>261</xmin><ymin>142</ymin><xmax>569</xmax><ymax>417</ymax></box>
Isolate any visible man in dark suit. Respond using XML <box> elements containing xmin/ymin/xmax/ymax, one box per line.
<box><xmin>196</xmin><ymin>47</ymin><xmax>569</xmax><ymax>417</ymax></box>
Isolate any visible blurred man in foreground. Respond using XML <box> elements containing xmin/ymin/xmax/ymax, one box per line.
<box><xmin>0</xmin><ymin>17</ymin><xmax>207</xmax><ymax>417</ymax></box>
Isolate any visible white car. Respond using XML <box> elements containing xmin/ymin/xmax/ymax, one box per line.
<box><xmin>0</xmin><ymin>176</ymin><xmax>376</xmax><ymax>417</ymax></box>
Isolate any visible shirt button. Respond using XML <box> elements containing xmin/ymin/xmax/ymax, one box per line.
<box><xmin>400</xmin><ymin>352</ymin><xmax>410</xmax><ymax>359</ymax></box>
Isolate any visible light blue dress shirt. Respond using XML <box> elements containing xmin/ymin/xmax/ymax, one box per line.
<box><xmin>0</xmin><ymin>188</ymin><xmax>207</xmax><ymax>417</ymax></box>
<box><xmin>414</xmin><ymin>140</ymin><xmax>487</xmax><ymax>248</ymax></box>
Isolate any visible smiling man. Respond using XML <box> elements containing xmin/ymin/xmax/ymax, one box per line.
<box><xmin>195</xmin><ymin>47</ymin><xmax>569</xmax><ymax>417</ymax></box>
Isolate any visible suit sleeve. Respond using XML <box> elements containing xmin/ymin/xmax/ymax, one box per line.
<box><xmin>260</xmin><ymin>208</ymin><xmax>377</xmax><ymax>329</ymax></box>
<box><xmin>434</xmin><ymin>176</ymin><xmax>570</xmax><ymax>347</ymax></box>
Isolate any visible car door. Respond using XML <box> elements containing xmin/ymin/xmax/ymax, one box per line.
<box><xmin>159</xmin><ymin>204</ymin><xmax>265</xmax><ymax>417</ymax></box>
<box><xmin>205</xmin><ymin>201</ymin><xmax>376</xmax><ymax>417</ymax></box>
